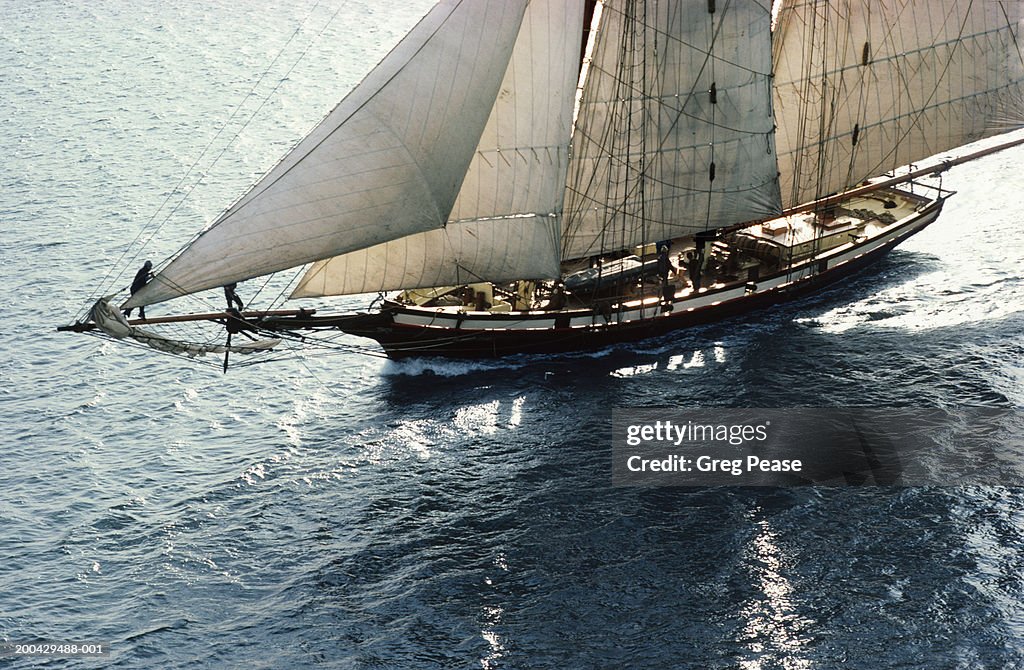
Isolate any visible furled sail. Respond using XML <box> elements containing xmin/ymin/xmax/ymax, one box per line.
<box><xmin>125</xmin><ymin>0</ymin><xmax>530</xmax><ymax>309</ymax></box>
<box><xmin>291</xmin><ymin>0</ymin><xmax>584</xmax><ymax>298</ymax></box>
<box><xmin>773</xmin><ymin>0</ymin><xmax>1024</xmax><ymax>207</ymax></box>
<box><xmin>90</xmin><ymin>298</ymin><xmax>281</xmax><ymax>357</ymax></box>
<box><xmin>561</xmin><ymin>0</ymin><xmax>782</xmax><ymax>261</ymax></box>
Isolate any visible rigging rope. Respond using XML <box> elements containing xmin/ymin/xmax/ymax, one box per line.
<box><xmin>78</xmin><ymin>0</ymin><xmax>344</xmax><ymax>322</ymax></box>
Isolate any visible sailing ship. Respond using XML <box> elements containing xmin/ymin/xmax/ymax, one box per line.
<box><xmin>60</xmin><ymin>0</ymin><xmax>1024</xmax><ymax>364</ymax></box>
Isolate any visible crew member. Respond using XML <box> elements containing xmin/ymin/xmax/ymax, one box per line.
<box><xmin>685</xmin><ymin>251</ymin><xmax>701</xmax><ymax>291</ymax></box>
<box><xmin>224</xmin><ymin>282</ymin><xmax>244</xmax><ymax>311</ymax></box>
<box><xmin>656</xmin><ymin>244</ymin><xmax>671</xmax><ymax>282</ymax></box>
<box><xmin>123</xmin><ymin>260</ymin><xmax>153</xmax><ymax>319</ymax></box>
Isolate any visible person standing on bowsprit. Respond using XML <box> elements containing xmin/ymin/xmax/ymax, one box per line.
<box><xmin>123</xmin><ymin>260</ymin><xmax>153</xmax><ymax>319</ymax></box>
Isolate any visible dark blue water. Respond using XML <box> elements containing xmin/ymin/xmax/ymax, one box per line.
<box><xmin>3</xmin><ymin>1</ymin><xmax>1024</xmax><ymax>668</ymax></box>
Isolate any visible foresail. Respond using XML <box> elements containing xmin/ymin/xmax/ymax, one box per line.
<box><xmin>125</xmin><ymin>0</ymin><xmax>530</xmax><ymax>309</ymax></box>
<box><xmin>562</xmin><ymin>0</ymin><xmax>782</xmax><ymax>261</ymax></box>
<box><xmin>290</xmin><ymin>216</ymin><xmax>560</xmax><ymax>297</ymax></box>
<box><xmin>291</xmin><ymin>0</ymin><xmax>584</xmax><ymax>298</ymax></box>
<box><xmin>773</xmin><ymin>0</ymin><xmax>1024</xmax><ymax>208</ymax></box>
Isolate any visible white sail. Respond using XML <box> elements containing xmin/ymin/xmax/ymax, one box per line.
<box><xmin>773</xmin><ymin>0</ymin><xmax>1024</xmax><ymax>207</ymax></box>
<box><xmin>562</xmin><ymin>0</ymin><xmax>782</xmax><ymax>261</ymax></box>
<box><xmin>125</xmin><ymin>0</ymin><xmax>530</xmax><ymax>309</ymax></box>
<box><xmin>292</xmin><ymin>0</ymin><xmax>584</xmax><ymax>298</ymax></box>
<box><xmin>291</xmin><ymin>215</ymin><xmax>561</xmax><ymax>298</ymax></box>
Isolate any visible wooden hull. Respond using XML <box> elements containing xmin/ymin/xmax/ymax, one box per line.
<box><xmin>337</xmin><ymin>193</ymin><xmax>945</xmax><ymax>359</ymax></box>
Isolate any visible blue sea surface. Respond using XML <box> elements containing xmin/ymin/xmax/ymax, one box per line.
<box><xmin>2</xmin><ymin>1</ymin><xmax>1024</xmax><ymax>668</ymax></box>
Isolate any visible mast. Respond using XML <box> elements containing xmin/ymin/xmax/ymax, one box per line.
<box><xmin>772</xmin><ymin>0</ymin><xmax>1024</xmax><ymax>209</ymax></box>
<box><xmin>125</xmin><ymin>0</ymin><xmax>532</xmax><ymax>309</ymax></box>
<box><xmin>562</xmin><ymin>0</ymin><xmax>782</xmax><ymax>262</ymax></box>
<box><xmin>291</xmin><ymin>0</ymin><xmax>586</xmax><ymax>298</ymax></box>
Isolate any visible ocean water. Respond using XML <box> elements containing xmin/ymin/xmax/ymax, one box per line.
<box><xmin>3</xmin><ymin>1</ymin><xmax>1024</xmax><ymax>668</ymax></box>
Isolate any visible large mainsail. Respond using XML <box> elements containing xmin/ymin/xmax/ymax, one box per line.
<box><xmin>126</xmin><ymin>0</ymin><xmax>530</xmax><ymax>309</ymax></box>
<box><xmin>773</xmin><ymin>0</ymin><xmax>1024</xmax><ymax>208</ymax></box>
<box><xmin>561</xmin><ymin>0</ymin><xmax>782</xmax><ymax>261</ymax></box>
<box><xmin>291</xmin><ymin>0</ymin><xmax>584</xmax><ymax>298</ymax></box>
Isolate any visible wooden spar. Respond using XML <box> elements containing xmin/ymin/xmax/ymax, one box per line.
<box><xmin>721</xmin><ymin>132</ymin><xmax>1024</xmax><ymax>234</ymax></box>
<box><xmin>123</xmin><ymin>308</ymin><xmax>316</xmax><ymax>326</ymax></box>
<box><xmin>56</xmin><ymin>308</ymin><xmax>316</xmax><ymax>333</ymax></box>
<box><xmin>787</xmin><ymin>134</ymin><xmax>1024</xmax><ymax>213</ymax></box>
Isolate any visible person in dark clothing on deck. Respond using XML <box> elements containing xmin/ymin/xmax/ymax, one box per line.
<box><xmin>685</xmin><ymin>250</ymin><xmax>701</xmax><ymax>291</ymax></box>
<box><xmin>123</xmin><ymin>260</ymin><xmax>153</xmax><ymax>319</ymax></box>
<box><xmin>656</xmin><ymin>244</ymin><xmax>671</xmax><ymax>282</ymax></box>
<box><xmin>224</xmin><ymin>282</ymin><xmax>244</xmax><ymax>311</ymax></box>
<box><xmin>657</xmin><ymin>245</ymin><xmax>674</xmax><ymax>311</ymax></box>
